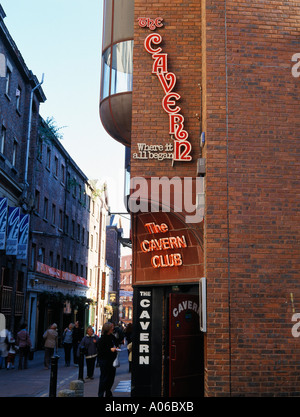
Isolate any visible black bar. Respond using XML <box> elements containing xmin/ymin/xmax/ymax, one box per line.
<box><xmin>49</xmin><ymin>355</ymin><xmax>60</xmax><ymax>397</ymax></box>
<box><xmin>78</xmin><ymin>346</ymin><xmax>85</xmax><ymax>381</ymax></box>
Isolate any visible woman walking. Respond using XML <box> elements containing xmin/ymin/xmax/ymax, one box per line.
<box><xmin>97</xmin><ymin>322</ymin><xmax>118</xmax><ymax>397</ymax></box>
<box><xmin>78</xmin><ymin>325</ymin><xmax>99</xmax><ymax>380</ymax></box>
<box><xmin>16</xmin><ymin>323</ymin><xmax>32</xmax><ymax>370</ymax></box>
<box><xmin>43</xmin><ymin>323</ymin><xmax>58</xmax><ymax>370</ymax></box>
<box><xmin>62</xmin><ymin>323</ymin><xmax>73</xmax><ymax>366</ymax></box>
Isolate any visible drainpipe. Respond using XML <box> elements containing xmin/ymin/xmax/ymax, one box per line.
<box><xmin>24</xmin><ymin>73</ymin><xmax>44</xmax><ymax>198</ymax></box>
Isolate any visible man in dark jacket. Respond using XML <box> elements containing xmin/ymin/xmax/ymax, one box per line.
<box><xmin>97</xmin><ymin>322</ymin><xmax>118</xmax><ymax>397</ymax></box>
<box><xmin>72</xmin><ymin>321</ymin><xmax>84</xmax><ymax>366</ymax></box>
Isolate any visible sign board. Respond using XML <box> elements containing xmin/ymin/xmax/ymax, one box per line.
<box><xmin>6</xmin><ymin>207</ymin><xmax>20</xmax><ymax>255</ymax></box>
<box><xmin>0</xmin><ymin>198</ymin><xmax>8</xmax><ymax>250</ymax></box>
<box><xmin>17</xmin><ymin>214</ymin><xmax>30</xmax><ymax>260</ymax></box>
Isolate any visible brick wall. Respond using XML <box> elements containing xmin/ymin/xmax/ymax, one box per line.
<box><xmin>132</xmin><ymin>0</ymin><xmax>300</xmax><ymax>397</ymax></box>
<box><xmin>204</xmin><ymin>0</ymin><xmax>300</xmax><ymax>396</ymax></box>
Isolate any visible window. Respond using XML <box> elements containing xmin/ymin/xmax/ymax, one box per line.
<box><xmin>90</xmin><ymin>234</ymin><xmax>93</xmax><ymax>251</ymax></box>
<box><xmin>59</xmin><ymin>209</ymin><xmax>63</xmax><ymax>230</ymax></box>
<box><xmin>82</xmin><ymin>227</ymin><xmax>85</xmax><ymax>245</ymax></box>
<box><xmin>95</xmin><ymin>232</ymin><xmax>99</xmax><ymax>252</ymax></box>
<box><xmin>72</xmin><ymin>178</ymin><xmax>77</xmax><ymax>198</ymax></box>
<box><xmin>34</xmin><ymin>190</ymin><xmax>40</xmax><ymax>212</ymax></box>
<box><xmin>30</xmin><ymin>244</ymin><xmax>36</xmax><ymax>270</ymax></box>
<box><xmin>56</xmin><ymin>254</ymin><xmax>61</xmax><ymax>270</ymax></box>
<box><xmin>46</xmin><ymin>147</ymin><xmax>51</xmax><ymax>169</ymax></box>
<box><xmin>16</xmin><ymin>86</ymin><xmax>21</xmax><ymax>111</ymax></box>
<box><xmin>71</xmin><ymin>220</ymin><xmax>75</xmax><ymax>238</ymax></box>
<box><xmin>40</xmin><ymin>247</ymin><xmax>45</xmax><ymax>263</ymax></box>
<box><xmin>12</xmin><ymin>139</ymin><xmax>17</xmax><ymax>167</ymax></box>
<box><xmin>49</xmin><ymin>251</ymin><xmax>54</xmax><ymax>267</ymax></box>
<box><xmin>61</xmin><ymin>164</ymin><xmax>65</xmax><ymax>184</ymax></box>
<box><xmin>64</xmin><ymin>215</ymin><xmax>69</xmax><ymax>234</ymax></box>
<box><xmin>77</xmin><ymin>224</ymin><xmax>80</xmax><ymax>241</ymax></box>
<box><xmin>43</xmin><ymin>198</ymin><xmax>48</xmax><ymax>220</ymax></box>
<box><xmin>54</xmin><ymin>156</ymin><xmax>59</xmax><ymax>177</ymax></box>
<box><xmin>1</xmin><ymin>125</ymin><xmax>6</xmax><ymax>154</ymax></box>
<box><xmin>37</xmin><ymin>137</ymin><xmax>43</xmax><ymax>160</ymax></box>
<box><xmin>5</xmin><ymin>66</ymin><xmax>11</xmax><ymax>96</ymax></box>
<box><xmin>67</xmin><ymin>172</ymin><xmax>71</xmax><ymax>191</ymax></box>
<box><xmin>52</xmin><ymin>204</ymin><xmax>56</xmax><ymax>225</ymax></box>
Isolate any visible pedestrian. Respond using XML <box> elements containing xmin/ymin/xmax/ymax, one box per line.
<box><xmin>6</xmin><ymin>335</ymin><xmax>16</xmax><ymax>370</ymax></box>
<box><xmin>0</xmin><ymin>327</ymin><xmax>9</xmax><ymax>370</ymax></box>
<box><xmin>113</xmin><ymin>322</ymin><xmax>124</xmax><ymax>347</ymax></box>
<box><xmin>78</xmin><ymin>325</ymin><xmax>99</xmax><ymax>380</ymax></box>
<box><xmin>125</xmin><ymin>322</ymin><xmax>132</xmax><ymax>344</ymax></box>
<box><xmin>16</xmin><ymin>323</ymin><xmax>32</xmax><ymax>370</ymax></box>
<box><xmin>62</xmin><ymin>323</ymin><xmax>73</xmax><ymax>367</ymax></box>
<box><xmin>127</xmin><ymin>342</ymin><xmax>132</xmax><ymax>372</ymax></box>
<box><xmin>43</xmin><ymin>323</ymin><xmax>58</xmax><ymax>370</ymax></box>
<box><xmin>72</xmin><ymin>321</ymin><xmax>84</xmax><ymax>367</ymax></box>
<box><xmin>97</xmin><ymin>322</ymin><xmax>119</xmax><ymax>397</ymax></box>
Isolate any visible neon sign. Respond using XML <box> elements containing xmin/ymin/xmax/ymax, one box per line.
<box><xmin>141</xmin><ymin>222</ymin><xmax>187</xmax><ymax>269</ymax></box>
<box><xmin>138</xmin><ymin>18</ymin><xmax>192</xmax><ymax>162</ymax></box>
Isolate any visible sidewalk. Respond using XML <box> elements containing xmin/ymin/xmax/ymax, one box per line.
<box><xmin>0</xmin><ymin>346</ymin><xmax>131</xmax><ymax>397</ymax></box>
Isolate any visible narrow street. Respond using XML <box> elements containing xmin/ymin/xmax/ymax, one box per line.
<box><xmin>0</xmin><ymin>345</ymin><xmax>131</xmax><ymax>397</ymax></box>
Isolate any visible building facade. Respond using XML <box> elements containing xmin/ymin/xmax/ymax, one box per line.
<box><xmin>100</xmin><ymin>0</ymin><xmax>300</xmax><ymax>397</ymax></box>
<box><xmin>0</xmin><ymin>5</ymin><xmax>46</xmax><ymax>333</ymax></box>
<box><xmin>27</xmin><ymin>116</ymin><xmax>109</xmax><ymax>348</ymax></box>
<box><xmin>119</xmin><ymin>253</ymin><xmax>133</xmax><ymax>325</ymax></box>
<box><xmin>105</xmin><ymin>216</ymin><xmax>123</xmax><ymax>324</ymax></box>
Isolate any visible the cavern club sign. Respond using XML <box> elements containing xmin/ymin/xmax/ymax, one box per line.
<box><xmin>138</xmin><ymin>17</ymin><xmax>192</xmax><ymax>163</ymax></box>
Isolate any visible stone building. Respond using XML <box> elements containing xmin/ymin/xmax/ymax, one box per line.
<box><xmin>0</xmin><ymin>5</ymin><xmax>46</xmax><ymax>332</ymax></box>
<box><xmin>27</xmin><ymin>116</ymin><xmax>109</xmax><ymax>348</ymax></box>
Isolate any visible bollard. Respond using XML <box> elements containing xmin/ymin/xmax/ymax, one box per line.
<box><xmin>49</xmin><ymin>354</ymin><xmax>60</xmax><ymax>397</ymax></box>
<box><xmin>78</xmin><ymin>346</ymin><xmax>85</xmax><ymax>381</ymax></box>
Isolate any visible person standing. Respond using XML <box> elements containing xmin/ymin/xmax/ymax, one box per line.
<box><xmin>16</xmin><ymin>323</ymin><xmax>32</xmax><ymax>370</ymax></box>
<box><xmin>72</xmin><ymin>321</ymin><xmax>83</xmax><ymax>366</ymax></box>
<box><xmin>62</xmin><ymin>323</ymin><xmax>74</xmax><ymax>366</ymax></box>
<box><xmin>78</xmin><ymin>325</ymin><xmax>99</xmax><ymax>380</ymax></box>
<box><xmin>43</xmin><ymin>323</ymin><xmax>58</xmax><ymax>370</ymax></box>
<box><xmin>0</xmin><ymin>328</ymin><xmax>9</xmax><ymax>369</ymax></box>
<box><xmin>97</xmin><ymin>322</ymin><xmax>118</xmax><ymax>397</ymax></box>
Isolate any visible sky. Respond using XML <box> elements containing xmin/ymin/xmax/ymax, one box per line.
<box><xmin>0</xmin><ymin>0</ymin><xmax>131</xmax><ymax>249</ymax></box>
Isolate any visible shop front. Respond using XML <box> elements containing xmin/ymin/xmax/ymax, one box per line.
<box><xmin>131</xmin><ymin>210</ymin><xmax>205</xmax><ymax>397</ymax></box>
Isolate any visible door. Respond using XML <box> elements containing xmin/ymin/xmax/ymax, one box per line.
<box><xmin>169</xmin><ymin>293</ymin><xmax>204</xmax><ymax>397</ymax></box>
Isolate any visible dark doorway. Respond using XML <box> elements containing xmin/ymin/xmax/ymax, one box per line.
<box><xmin>168</xmin><ymin>293</ymin><xmax>204</xmax><ymax>397</ymax></box>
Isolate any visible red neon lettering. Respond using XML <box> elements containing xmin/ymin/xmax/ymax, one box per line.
<box><xmin>143</xmin><ymin>31</ymin><xmax>192</xmax><ymax>162</ymax></box>
<box><xmin>169</xmin><ymin>114</ymin><xmax>189</xmax><ymax>141</ymax></box>
<box><xmin>152</xmin><ymin>53</ymin><xmax>168</xmax><ymax>74</ymax></box>
<box><xmin>144</xmin><ymin>33</ymin><xmax>162</xmax><ymax>55</ymax></box>
<box><xmin>156</xmin><ymin>72</ymin><xmax>176</xmax><ymax>94</ymax></box>
<box><xmin>174</xmin><ymin>141</ymin><xmax>192</xmax><ymax>161</ymax></box>
<box><xmin>162</xmin><ymin>93</ymin><xmax>181</xmax><ymax>114</ymax></box>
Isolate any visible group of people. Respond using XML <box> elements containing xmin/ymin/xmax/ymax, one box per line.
<box><xmin>42</xmin><ymin>321</ymin><xmax>83</xmax><ymax>369</ymax></box>
<box><xmin>0</xmin><ymin>323</ymin><xmax>32</xmax><ymax>370</ymax></box>
<box><xmin>43</xmin><ymin>320</ymin><xmax>132</xmax><ymax>397</ymax></box>
<box><xmin>1</xmin><ymin>319</ymin><xmax>133</xmax><ymax>398</ymax></box>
